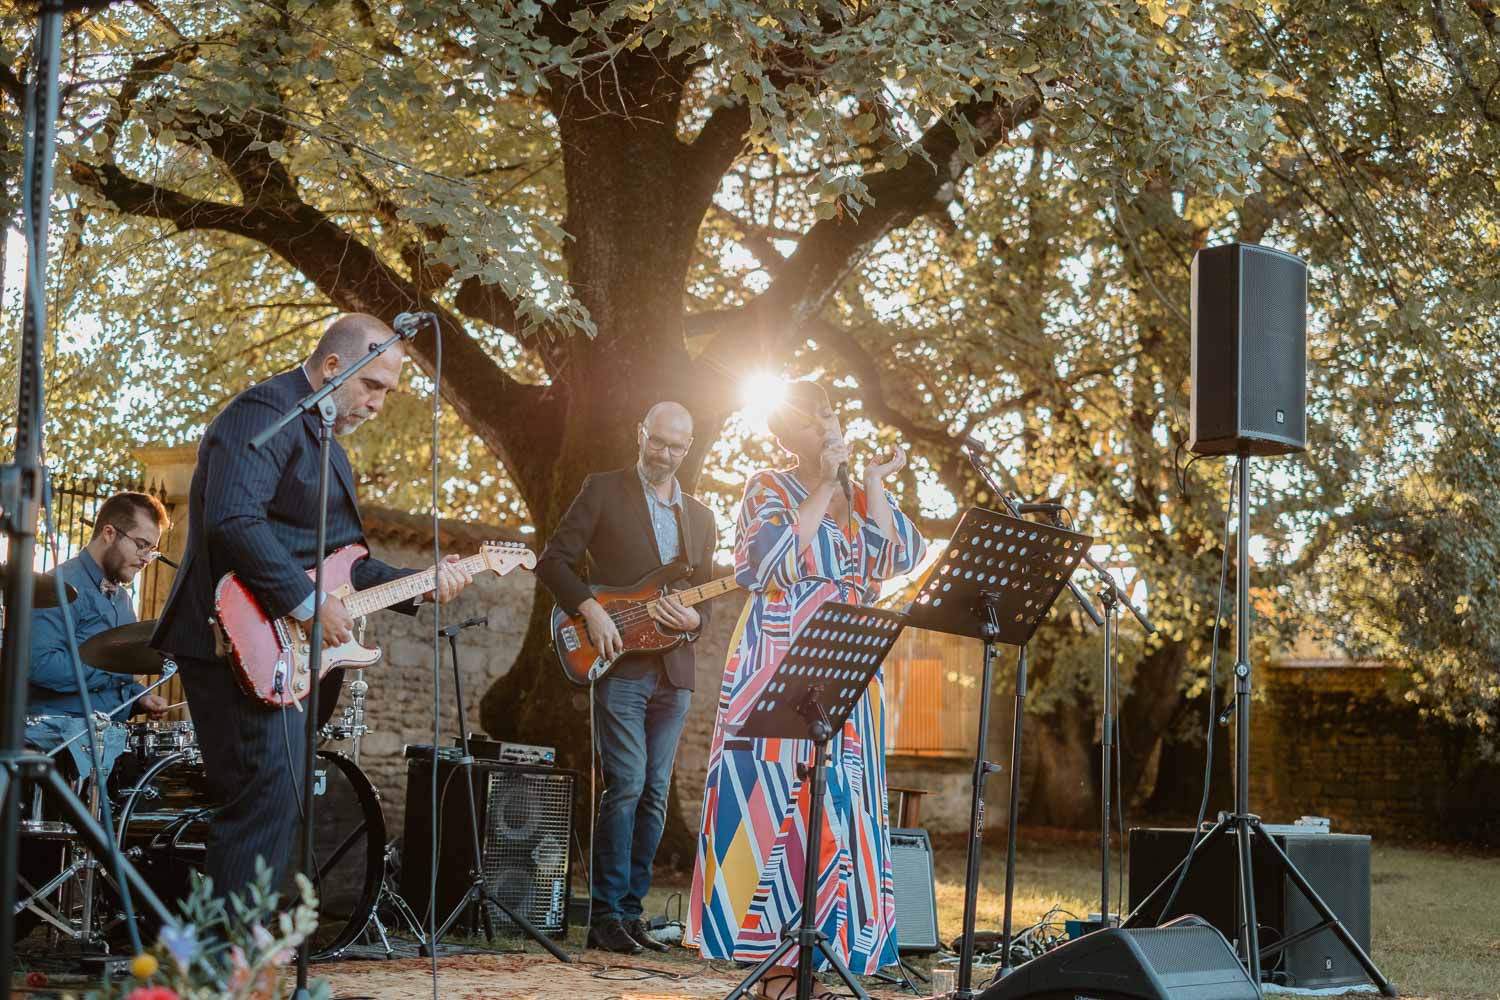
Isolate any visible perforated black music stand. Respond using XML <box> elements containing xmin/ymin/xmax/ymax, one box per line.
<box><xmin>902</xmin><ymin>508</ymin><xmax>1091</xmax><ymax>998</ymax></box>
<box><xmin>724</xmin><ymin>602</ymin><xmax>907</xmax><ymax>1000</ymax></box>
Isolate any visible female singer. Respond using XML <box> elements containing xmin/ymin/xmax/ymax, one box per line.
<box><xmin>687</xmin><ymin>381</ymin><xmax>927</xmax><ymax>998</ymax></box>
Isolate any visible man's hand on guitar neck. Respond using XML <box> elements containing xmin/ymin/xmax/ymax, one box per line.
<box><xmin>580</xmin><ymin>598</ymin><xmax>624</xmax><ymax>661</ymax></box>
<box><xmin>426</xmin><ymin>553</ymin><xmax>474</xmax><ymax>604</ymax></box>
<box><xmin>649</xmin><ymin>593</ymin><xmax>700</xmax><ymax>633</ymax></box>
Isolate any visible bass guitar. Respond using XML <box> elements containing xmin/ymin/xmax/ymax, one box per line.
<box><xmin>552</xmin><ymin>563</ymin><xmax>741</xmax><ymax>686</ymax></box>
<box><xmin>215</xmin><ymin>540</ymin><xmax>535</xmax><ymax>708</ymax></box>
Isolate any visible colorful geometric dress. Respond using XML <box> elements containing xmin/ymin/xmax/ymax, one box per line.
<box><xmin>687</xmin><ymin>467</ymin><xmax>927</xmax><ymax>973</ymax></box>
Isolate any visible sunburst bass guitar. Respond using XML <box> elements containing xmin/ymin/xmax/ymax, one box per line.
<box><xmin>215</xmin><ymin>540</ymin><xmax>535</xmax><ymax>708</ymax></box>
<box><xmin>551</xmin><ymin>562</ymin><xmax>741</xmax><ymax>686</ymax></box>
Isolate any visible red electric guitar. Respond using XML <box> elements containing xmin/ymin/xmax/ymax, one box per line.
<box><xmin>215</xmin><ymin>540</ymin><xmax>535</xmax><ymax>708</ymax></box>
<box><xmin>551</xmin><ymin>562</ymin><xmax>742</xmax><ymax>686</ymax></box>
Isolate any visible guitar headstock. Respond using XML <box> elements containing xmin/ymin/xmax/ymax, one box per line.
<box><xmin>480</xmin><ymin>540</ymin><xmax>537</xmax><ymax>575</ymax></box>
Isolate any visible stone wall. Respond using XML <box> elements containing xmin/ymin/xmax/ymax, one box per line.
<box><xmin>357</xmin><ymin>513</ymin><xmax>748</xmax><ymax>841</ymax></box>
<box><xmin>1249</xmin><ymin>663</ymin><xmax>1500</xmax><ymax>844</ymax></box>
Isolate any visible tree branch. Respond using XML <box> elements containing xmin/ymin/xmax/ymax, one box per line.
<box><xmin>70</xmin><ymin>159</ymin><xmax>556</xmax><ymax>479</ymax></box>
<box><xmin>694</xmin><ymin>94</ymin><xmax>1042</xmax><ymax>374</ymax></box>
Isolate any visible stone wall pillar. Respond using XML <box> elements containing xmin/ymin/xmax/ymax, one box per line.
<box><xmin>133</xmin><ymin>442</ymin><xmax>198</xmax><ymax>716</ymax></box>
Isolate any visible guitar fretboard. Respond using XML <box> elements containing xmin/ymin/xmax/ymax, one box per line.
<box><xmin>344</xmin><ymin>553</ymin><xmax>493</xmax><ymax>618</ymax></box>
<box><xmin>647</xmin><ymin>575</ymin><xmax>741</xmax><ymax>611</ymax></box>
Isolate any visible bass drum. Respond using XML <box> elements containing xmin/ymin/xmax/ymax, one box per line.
<box><xmin>112</xmin><ymin>748</ymin><xmax>385</xmax><ymax>958</ymax></box>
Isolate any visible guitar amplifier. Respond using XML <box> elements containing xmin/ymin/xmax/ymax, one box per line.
<box><xmin>1129</xmin><ymin>826</ymin><xmax>1372</xmax><ymax>989</ymax></box>
<box><xmin>401</xmin><ymin>747</ymin><xmax>576</xmax><ymax>936</ymax></box>
<box><xmin>890</xmin><ymin>828</ymin><xmax>941</xmax><ymax>954</ymax></box>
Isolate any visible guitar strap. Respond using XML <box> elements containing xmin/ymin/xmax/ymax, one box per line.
<box><xmin>672</xmin><ymin>504</ymin><xmax>693</xmax><ymax>577</ymax></box>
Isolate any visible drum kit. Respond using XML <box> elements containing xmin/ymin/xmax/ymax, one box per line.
<box><xmin>12</xmin><ymin>610</ymin><xmax>403</xmax><ymax>961</ymax></box>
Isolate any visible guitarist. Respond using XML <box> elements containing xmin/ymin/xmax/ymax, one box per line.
<box><xmin>151</xmin><ymin>313</ymin><xmax>474</xmax><ymax>904</ymax></box>
<box><xmin>537</xmin><ymin>400</ymin><xmax>718</xmax><ymax>955</ymax></box>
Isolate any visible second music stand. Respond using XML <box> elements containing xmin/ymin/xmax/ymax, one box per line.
<box><xmin>902</xmin><ymin>507</ymin><xmax>1091</xmax><ymax>997</ymax></box>
<box><xmin>724</xmin><ymin>601</ymin><xmax>908</xmax><ymax>1000</ymax></box>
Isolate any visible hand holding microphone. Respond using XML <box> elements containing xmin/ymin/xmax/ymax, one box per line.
<box><xmin>819</xmin><ymin>434</ymin><xmax>852</xmax><ymax>493</ymax></box>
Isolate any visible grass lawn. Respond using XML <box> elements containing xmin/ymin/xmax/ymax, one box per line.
<box><xmin>636</xmin><ymin>827</ymin><xmax>1500</xmax><ymax>1000</ymax></box>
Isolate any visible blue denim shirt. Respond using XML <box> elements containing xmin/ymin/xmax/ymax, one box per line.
<box><xmin>26</xmin><ymin>549</ymin><xmax>143</xmax><ymax>718</ymax></box>
<box><xmin>637</xmin><ymin>463</ymin><xmax>683</xmax><ymax>565</ymax></box>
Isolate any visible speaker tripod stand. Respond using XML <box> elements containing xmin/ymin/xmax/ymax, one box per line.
<box><xmin>1122</xmin><ymin>455</ymin><xmax>1395</xmax><ymax>998</ymax></box>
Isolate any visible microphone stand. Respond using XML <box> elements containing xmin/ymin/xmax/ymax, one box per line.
<box><xmin>249</xmin><ymin>332</ymin><xmax>409</xmax><ymax>1000</ymax></box>
<box><xmin>421</xmin><ymin>616</ymin><xmax>570</xmax><ymax>961</ymax></box>
<box><xmin>1077</xmin><ymin>538</ymin><xmax>1155</xmax><ymax>934</ymax></box>
<box><xmin>955</xmin><ymin>446</ymin><xmax>1101</xmax><ymax>994</ymax></box>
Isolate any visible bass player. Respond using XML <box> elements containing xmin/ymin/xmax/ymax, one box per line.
<box><xmin>536</xmin><ymin>400</ymin><xmax>718</xmax><ymax>955</ymax></box>
<box><xmin>151</xmin><ymin>313</ymin><xmax>474</xmax><ymax>904</ymax></box>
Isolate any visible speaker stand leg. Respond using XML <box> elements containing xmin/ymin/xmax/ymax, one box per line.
<box><xmin>1247</xmin><ymin>818</ymin><xmax>1396</xmax><ymax>997</ymax></box>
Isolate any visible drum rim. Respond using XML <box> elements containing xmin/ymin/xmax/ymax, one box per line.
<box><xmin>112</xmin><ymin>746</ymin><xmax>385</xmax><ymax>960</ymax></box>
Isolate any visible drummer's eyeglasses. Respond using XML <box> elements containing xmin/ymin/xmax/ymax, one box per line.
<box><xmin>115</xmin><ymin>529</ymin><xmax>162</xmax><ymax>560</ymax></box>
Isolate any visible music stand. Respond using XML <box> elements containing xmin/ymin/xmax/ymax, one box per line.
<box><xmin>902</xmin><ymin>508</ymin><xmax>1091</xmax><ymax>998</ymax></box>
<box><xmin>724</xmin><ymin>602</ymin><xmax>907</xmax><ymax>1000</ymax></box>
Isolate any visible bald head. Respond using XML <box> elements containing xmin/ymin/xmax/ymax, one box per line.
<box><xmin>306</xmin><ymin>313</ymin><xmax>407</xmax><ymax>435</ymax></box>
<box><xmin>643</xmin><ymin>400</ymin><xmax>693</xmax><ymax>433</ymax></box>
<box><xmin>310</xmin><ymin>313</ymin><xmax>402</xmax><ymax>369</ymax></box>
<box><xmin>638</xmin><ymin>400</ymin><xmax>694</xmax><ymax>486</ymax></box>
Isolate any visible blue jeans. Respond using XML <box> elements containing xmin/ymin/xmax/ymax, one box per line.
<box><xmin>591</xmin><ymin>668</ymin><xmax>691</xmax><ymax>922</ymax></box>
<box><xmin>24</xmin><ymin>715</ymin><xmax>128</xmax><ymax>782</ymax></box>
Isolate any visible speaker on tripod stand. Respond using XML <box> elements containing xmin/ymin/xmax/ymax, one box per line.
<box><xmin>1121</xmin><ymin>242</ymin><xmax>1396</xmax><ymax>998</ymax></box>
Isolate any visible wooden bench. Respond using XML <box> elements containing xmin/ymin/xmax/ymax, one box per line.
<box><xmin>889</xmin><ymin>785</ymin><xmax>929</xmax><ymax>828</ymax></box>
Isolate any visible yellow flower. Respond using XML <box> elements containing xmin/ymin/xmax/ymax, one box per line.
<box><xmin>130</xmin><ymin>952</ymin><xmax>159</xmax><ymax>979</ymax></box>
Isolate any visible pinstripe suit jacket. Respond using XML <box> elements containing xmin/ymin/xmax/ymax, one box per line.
<box><xmin>152</xmin><ymin>366</ymin><xmax>414</xmax><ymax>662</ymax></box>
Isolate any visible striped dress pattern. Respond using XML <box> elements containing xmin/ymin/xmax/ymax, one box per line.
<box><xmin>688</xmin><ymin>467</ymin><xmax>927</xmax><ymax>973</ymax></box>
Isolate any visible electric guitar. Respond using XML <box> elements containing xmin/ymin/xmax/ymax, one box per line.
<box><xmin>551</xmin><ymin>563</ymin><xmax>741</xmax><ymax>686</ymax></box>
<box><xmin>215</xmin><ymin>540</ymin><xmax>535</xmax><ymax>708</ymax></box>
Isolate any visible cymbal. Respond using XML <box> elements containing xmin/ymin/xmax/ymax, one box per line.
<box><xmin>78</xmin><ymin>620</ymin><xmax>168</xmax><ymax>676</ymax></box>
<box><xmin>0</xmin><ymin>563</ymin><xmax>78</xmax><ymax>608</ymax></box>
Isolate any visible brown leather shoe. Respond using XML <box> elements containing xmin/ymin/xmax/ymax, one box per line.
<box><xmin>623</xmin><ymin>917</ymin><xmax>669</xmax><ymax>952</ymax></box>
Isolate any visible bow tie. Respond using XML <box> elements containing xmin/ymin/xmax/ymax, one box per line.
<box><xmin>99</xmin><ymin>579</ymin><xmax>119</xmax><ymax>597</ymax></box>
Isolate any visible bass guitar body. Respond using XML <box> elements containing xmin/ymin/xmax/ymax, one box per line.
<box><xmin>552</xmin><ymin>563</ymin><xmax>694</xmax><ymax>687</ymax></box>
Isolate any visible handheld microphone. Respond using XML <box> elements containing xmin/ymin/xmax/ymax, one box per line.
<box><xmin>836</xmin><ymin>461</ymin><xmax>852</xmax><ymax>500</ymax></box>
<box><xmin>391</xmin><ymin>311</ymin><xmax>435</xmax><ymax>339</ymax></box>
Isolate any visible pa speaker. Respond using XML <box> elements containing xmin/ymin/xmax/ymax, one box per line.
<box><xmin>1129</xmin><ymin>827</ymin><xmax>1372</xmax><ymax>990</ymax></box>
<box><xmin>978</xmin><ymin>915</ymin><xmax>1260</xmax><ymax>1000</ymax></box>
<box><xmin>400</xmin><ymin>747</ymin><xmax>575</xmax><ymax>936</ymax></box>
<box><xmin>1189</xmin><ymin>242</ymin><xmax>1307</xmax><ymax>456</ymax></box>
<box><xmin>889</xmin><ymin>827</ymin><xmax>940</xmax><ymax>954</ymax></box>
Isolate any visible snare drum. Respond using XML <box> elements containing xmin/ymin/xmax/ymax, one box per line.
<box><xmin>124</xmin><ymin>720</ymin><xmax>196</xmax><ymax>761</ymax></box>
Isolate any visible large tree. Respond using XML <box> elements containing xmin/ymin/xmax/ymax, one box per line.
<box><xmin>3</xmin><ymin>0</ymin><xmax>1496</xmax><ymax>830</ymax></box>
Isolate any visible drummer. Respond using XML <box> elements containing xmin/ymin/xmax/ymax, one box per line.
<box><xmin>26</xmin><ymin>491</ymin><xmax>173</xmax><ymax>777</ymax></box>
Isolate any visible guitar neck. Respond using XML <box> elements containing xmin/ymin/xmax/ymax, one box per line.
<box><xmin>648</xmin><ymin>575</ymin><xmax>741</xmax><ymax>610</ymax></box>
<box><xmin>344</xmin><ymin>553</ymin><xmax>491</xmax><ymax>618</ymax></box>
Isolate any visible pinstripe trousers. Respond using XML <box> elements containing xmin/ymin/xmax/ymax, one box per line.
<box><xmin>178</xmin><ymin>655</ymin><xmax>313</xmax><ymax>904</ymax></box>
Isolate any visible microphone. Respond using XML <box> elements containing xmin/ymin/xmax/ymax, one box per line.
<box><xmin>438</xmin><ymin>614</ymin><xmax>488</xmax><ymax>638</ymax></box>
<box><xmin>961</xmin><ymin>435</ymin><xmax>991</xmax><ymax>455</ymax></box>
<box><xmin>391</xmin><ymin>311</ymin><xmax>435</xmax><ymax>339</ymax></box>
<box><xmin>837</xmin><ymin>462</ymin><xmax>852</xmax><ymax>500</ymax></box>
<box><xmin>1016</xmin><ymin>501</ymin><xmax>1066</xmax><ymax>515</ymax></box>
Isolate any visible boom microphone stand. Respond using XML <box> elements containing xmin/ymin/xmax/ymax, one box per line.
<box><xmin>3</xmin><ymin>5</ymin><xmax>177</xmax><ymax>986</ymax></box>
<box><xmin>1076</xmin><ymin>536</ymin><xmax>1156</xmax><ymax>933</ymax></box>
<box><xmin>250</xmin><ymin>326</ymin><xmax>414</xmax><ymax>999</ymax></box>
<box><xmin>956</xmin><ymin>443</ymin><xmax>1101</xmax><ymax>993</ymax></box>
